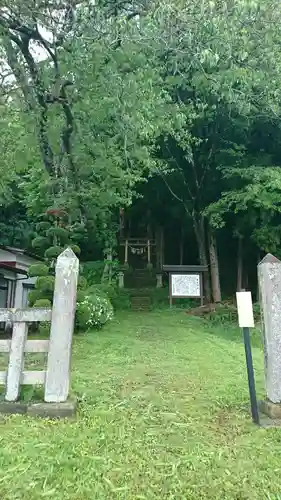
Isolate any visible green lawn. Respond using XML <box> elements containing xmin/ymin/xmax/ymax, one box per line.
<box><xmin>0</xmin><ymin>310</ymin><xmax>280</xmax><ymax>499</ymax></box>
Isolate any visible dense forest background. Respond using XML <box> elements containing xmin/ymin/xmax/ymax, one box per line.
<box><xmin>1</xmin><ymin>0</ymin><xmax>281</xmax><ymax>302</ymax></box>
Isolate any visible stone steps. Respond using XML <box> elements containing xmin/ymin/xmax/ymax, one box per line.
<box><xmin>127</xmin><ymin>280</ymin><xmax>155</xmax><ymax>288</ymax></box>
<box><xmin>125</xmin><ymin>269</ymin><xmax>156</xmax><ymax>288</ymax></box>
<box><xmin>131</xmin><ymin>296</ymin><xmax>151</xmax><ymax>312</ymax></box>
<box><xmin>124</xmin><ymin>270</ymin><xmax>154</xmax><ymax>310</ymax></box>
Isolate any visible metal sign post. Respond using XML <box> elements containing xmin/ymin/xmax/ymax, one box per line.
<box><xmin>236</xmin><ymin>291</ymin><xmax>260</xmax><ymax>425</ymax></box>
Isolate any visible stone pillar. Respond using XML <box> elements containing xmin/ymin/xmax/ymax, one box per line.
<box><xmin>258</xmin><ymin>253</ymin><xmax>281</xmax><ymax>417</ymax></box>
<box><xmin>118</xmin><ymin>271</ymin><xmax>124</xmax><ymax>289</ymax></box>
<box><xmin>44</xmin><ymin>248</ymin><xmax>79</xmax><ymax>403</ymax></box>
<box><xmin>125</xmin><ymin>239</ymin><xmax>128</xmax><ymax>265</ymax></box>
<box><xmin>156</xmin><ymin>273</ymin><xmax>163</xmax><ymax>288</ymax></box>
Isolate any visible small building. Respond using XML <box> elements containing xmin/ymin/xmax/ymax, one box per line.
<box><xmin>0</xmin><ymin>246</ymin><xmax>40</xmax><ymax>309</ymax></box>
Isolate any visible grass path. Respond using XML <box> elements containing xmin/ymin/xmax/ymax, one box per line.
<box><xmin>0</xmin><ymin>310</ymin><xmax>280</xmax><ymax>499</ymax></box>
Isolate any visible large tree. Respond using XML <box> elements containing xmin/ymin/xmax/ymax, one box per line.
<box><xmin>2</xmin><ymin>0</ymin><xmax>281</xmax><ymax>301</ymax></box>
<box><xmin>138</xmin><ymin>0</ymin><xmax>281</xmax><ymax>300</ymax></box>
<box><xmin>0</xmin><ymin>0</ymin><xmax>183</xmax><ymax>233</ymax></box>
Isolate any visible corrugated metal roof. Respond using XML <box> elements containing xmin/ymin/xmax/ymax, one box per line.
<box><xmin>0</xmin><ymin>245</ymin><xmax>42</xmax><ymax>261</ymax></box>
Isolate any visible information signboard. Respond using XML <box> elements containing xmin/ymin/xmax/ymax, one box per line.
<box><xmin>163</xmin><ymin>265</ymin><xmax>207</xmax><ymax>307</ymax></box>
<box><xmin>171</xmin><ymin>273</ymin><xmax>201</xmax><ymax>297</ymax></box>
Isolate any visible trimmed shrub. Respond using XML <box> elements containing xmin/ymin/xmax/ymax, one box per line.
<box><xmin>44</xmin><ymin>246</ymin><xmax>62</xmax><ymax>259</ymax></box>
<box><xmin>36</xmin><ymin>222</ymin><xmax>51</xmax><ymax>232</ymax></box>
<box><xmin>70</xmin><ymin>244</ymin><xmax>81</xmax><ymax>255</ymax></box>
<box><xmin>28</xmin><ymin>263</ymin><xmax>49</xmax><ymax>278</ymax></box>
<box><xmin>70</xmin><ymin>230</ymin><xmax>85</xmax><ymax>243</ymax></box>
<box><xmin>32</xmin><ymin>236</ymin><xmax>49</xmax><ymax>249</ymax></box>
<box><xmin>76</xmin><ymin>292</ymin><xmax>114</xmax><ymax>331</ymax></box>
<box><xmin>46</xmin><ymin>227</ymin><xmax>69</xmax><ymax>242</ymax></box>
<box><xmin>30</xmin><ymin>209</ymin><xmax>85</xmax><ymax>310</ymax></box>
<box><xmin>33</xmin><ymin>298</ymin><xmax>52</xmax><ymax>308</ymax></box>
<box><xmin>35</xmin><ymin>276</ymin><xmax>55</xmax><ymax>292</ymax></box>
<box><xmin>70</xmin><ymin>224</ymin><xmax>85</xmax><ymax>243</ymax></box>
<box><xmin>28</xmin><ymin>289</ymin><xmax>42</xmax><ymax>306</ymax></box>
<box><xmin>71</xmin><ymin>222</ymin><xmax>85</xmax><ymax>232</ymax></box>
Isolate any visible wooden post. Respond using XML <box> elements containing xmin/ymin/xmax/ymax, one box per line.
<box><xmin>169</xmin><ymin>273</ymin><xmax>172</xmax><ymax>307</ymax></box>
<box><xmin>0</xmin><ymin>308</ymin><xmax>52</xmax><ymax>402</ymax></box>
<box><xmin>44</xmin><ymin>248</ymin><xmax>79</xmax><ymax>403</ymax></box>
<box><xmin>5</xmin><ymin>322</ymin><xmax>28</xmax><ymax>402</ymax></box>
<box><xmin>125</xmin><ymin>239</ymin><xmax>128</xmax><ymax>265</ymax></box>
<box><xmin>200</xmin><ymin>272</ymin><xmax>204</xmax><ymax>306</ymax></box>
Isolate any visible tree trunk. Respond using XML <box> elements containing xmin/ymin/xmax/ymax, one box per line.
<box><xmin>119</xmin><ymin>208</ymin><xmax>124</xmax><ymax>238</ymax></box>
<box><xmin>193</xmin><ymin>215</ymin><xmax>211</xmax><ymax>303</ymax></box>
<box><xmin>160</xmin><ymin>228</ymin><xmax>164</xmax><ymax>268</ymax></box>
<box><xmin>156</xmin><ymin>226</ymin><xmax>164</xmax><ymax>270</ymax></box>
<box><xmin>156</xmin><ymin>227</ymin><xmax>165</xmax><ymax>268</ymax></box>
<box><xmin>179</xmin><ymin>228</ymin><xmax>184</xmax><ymax>265</ymax></box>
<box><xmin>256</xmin><ymin>251</ymin><xmax>261</xmax><ymax>301</ymax></box>
<box><xmin>237</xmin><ymin>236</ymin><xmax>243</xmax><ymax>291</ymax></box>
<box><xmin>208</xmin><ymin>227</ymin><xmax>221</xmax><ymax>302</ymax></box>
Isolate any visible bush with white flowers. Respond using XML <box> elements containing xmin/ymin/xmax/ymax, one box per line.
<box><xmin>76</xmin><ymin>293</ymin><xmax>114</xmax><ymax>331</ymax></box>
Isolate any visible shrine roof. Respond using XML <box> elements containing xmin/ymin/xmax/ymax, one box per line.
<box><xmin>162</xmin><ymin>265</ymin><xmax>208</xmax><ymax>273</ymax></box>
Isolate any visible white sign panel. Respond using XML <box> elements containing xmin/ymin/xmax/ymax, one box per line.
<box><xmin>171</xmin><ymin>274</ymin><xmax>200</xmax><ymax>297</ymax></box>
<box><xmin>236</xmin><ymin>291</ymin><xmax>255</xmax><ymax>328</ymax></box>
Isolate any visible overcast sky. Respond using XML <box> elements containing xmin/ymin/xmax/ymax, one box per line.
<box><xmin>1</xmin><ymin>24</ymin><xmax>54</xmax><ymax>87</ymax></box>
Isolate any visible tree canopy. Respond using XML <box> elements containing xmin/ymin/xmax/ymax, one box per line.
<box><xmin>1</xmin><ymin>0</ymin><xmax>281</xmax><ymax>299</ymax></box>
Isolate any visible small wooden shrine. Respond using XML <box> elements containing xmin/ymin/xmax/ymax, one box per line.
<box><xmin>119</xmin><ymin>238</ymin><xmax>155</xmax><ymax>268</ymax></box>
<box><xmin>118</xmin><ymin>208</ymin><xmax>164</xmax><ymax>270</ymax></box>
